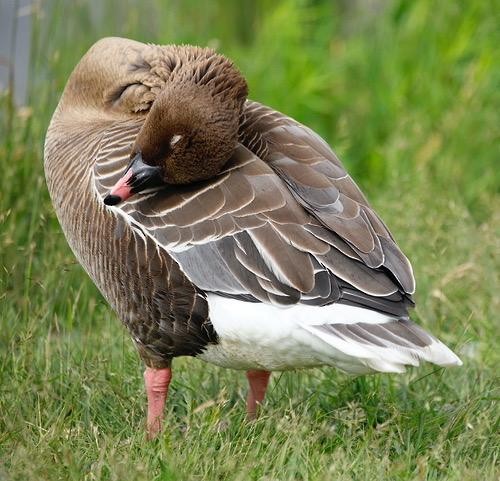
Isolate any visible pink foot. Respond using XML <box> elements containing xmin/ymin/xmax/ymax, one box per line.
<box><xmin>246</xmin><ymin>370</ymin><xmax>271</xmax><ymax>419</ymax></box>
<box><xmin>144</xmin><ymin>366</ymin><xmax>172</xmax><ymax>439</ymax></box>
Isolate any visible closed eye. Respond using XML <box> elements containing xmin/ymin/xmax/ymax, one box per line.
<box><xmin>170</xmin><ymin>134</ymin><xmax>183</xmax><ymax>148</ymax></box>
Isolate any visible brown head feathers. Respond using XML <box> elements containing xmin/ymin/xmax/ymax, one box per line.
<box><xmin>60</xmin><ymin>37</ymin><xmax>248</xmax><ymax>184</ymax></box>
<box><xmin>131</xmin><ymin>43</ymin><xmax>249</xmax><ymax>184</ymax></box>
<box><xmin>133</xmin><ymin>76</ymin><xmax>247</xmax><ymax>184</ymax></box>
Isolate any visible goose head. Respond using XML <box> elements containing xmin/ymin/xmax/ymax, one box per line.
<box><xmin>104</xmin><ymin>60</ymin><xmax>247</xmax><ymax>206</ymax></box>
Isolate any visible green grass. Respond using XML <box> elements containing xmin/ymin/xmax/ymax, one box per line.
<box><xmin>1</xmin><ymin>0</ymin><xmax>499</xmax><ymax>479</ymax></box>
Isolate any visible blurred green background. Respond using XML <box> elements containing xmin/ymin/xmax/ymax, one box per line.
<box><xmin>0</xmin><ymin>1</ymin><xmax>499</xmax><ymax>480</ymax></box>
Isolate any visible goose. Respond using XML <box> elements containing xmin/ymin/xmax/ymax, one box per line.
<box><xmin>44</xmin><ymin>37</ymin><xmax>462</xmax><ymax>438</ymax></box>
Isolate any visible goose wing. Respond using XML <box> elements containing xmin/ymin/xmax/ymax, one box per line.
<box><xmin>240</xmin><ymin>100</ymin><xmax>415</xmax><ymax>295</ymax></box>
<box><xmin>93</xmin><ymin>103</ymin><xmax>414</xmax><ymax>316</ymax></box>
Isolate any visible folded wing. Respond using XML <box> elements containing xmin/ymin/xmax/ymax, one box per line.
<box><xmin>93</xmin><ymin>101</ymin><xmax>415</xmax><ymax>317</ymax></box>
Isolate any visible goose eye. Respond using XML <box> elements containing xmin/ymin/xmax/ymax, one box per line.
<box><xmin>170</xmin><ymin>134</ymin><xmax>182</xmax><ymax>148</ymax></box>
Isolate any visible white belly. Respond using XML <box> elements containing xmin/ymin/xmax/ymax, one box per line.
<box><xmin>197</xmin><ymin>294</ymin><xmax>462</xmax><ymax>374</ymax></box>
<box><xmin>197</xmin><ymin>295</ymin><xmax>388</xmax><ymax>372</ymax></box>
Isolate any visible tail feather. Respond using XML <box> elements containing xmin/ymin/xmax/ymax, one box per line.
<box><xmin>301</xmin><ymin>316</ymin><xmax>462</xmax><ymax>373</ymax></box>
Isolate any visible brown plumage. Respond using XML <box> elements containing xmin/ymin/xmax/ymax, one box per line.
<box><xmin>44</xmin><ymin>37</ymin><xmax>461</xmax><ymax>437</ymax></box>
<box><xmin>132</xmin><ymin>54</ymin><xmax>247</xmax><ymax>184</ymax></box>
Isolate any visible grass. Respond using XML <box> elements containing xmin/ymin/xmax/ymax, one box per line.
<box><xmin>0</xmin><ymin>0</ymin><xmax>499</xmax><ymax>479</ymax></box>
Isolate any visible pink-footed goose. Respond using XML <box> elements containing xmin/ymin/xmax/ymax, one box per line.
<box><xmin>44</xmin><ymin>37</ymin><xmax>461</xmax><ymax>438</ymax></box>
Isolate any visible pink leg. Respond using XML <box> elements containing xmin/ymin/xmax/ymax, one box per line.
<box><xmin>246</xmin><ymin>370</ymin><xmax>271</xmax><ymax>419</ymax></box>
<box><xmin>144</xmin><ymin>366</ymin><xmax>172</xmax><ymax>439</ymax></box>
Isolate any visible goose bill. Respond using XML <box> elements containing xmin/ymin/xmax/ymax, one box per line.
<box><xmin>104</xmin><ymin>153</ymin><xmax>163</xmax><ymax>206</ymax></box>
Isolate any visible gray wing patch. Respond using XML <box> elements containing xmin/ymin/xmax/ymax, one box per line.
<box><xmin>93</xmin><ymin>103</ymin><xmax>415</xmax><ymax>317</ymax></box>
<box><xmin>241</xmin><ymin>100</ymin><xmax>416</xmax><ymax>295</ymax></box>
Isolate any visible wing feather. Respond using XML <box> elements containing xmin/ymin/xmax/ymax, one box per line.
<box><xmin>241</xmin><ymin>100</ymin><xmax>415</xmax><ymax>294</ymax></box>
<box><xmin>93</xmin><ymin>100</ymin><xmax>415</xmax><ymax>316</ymax></box>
